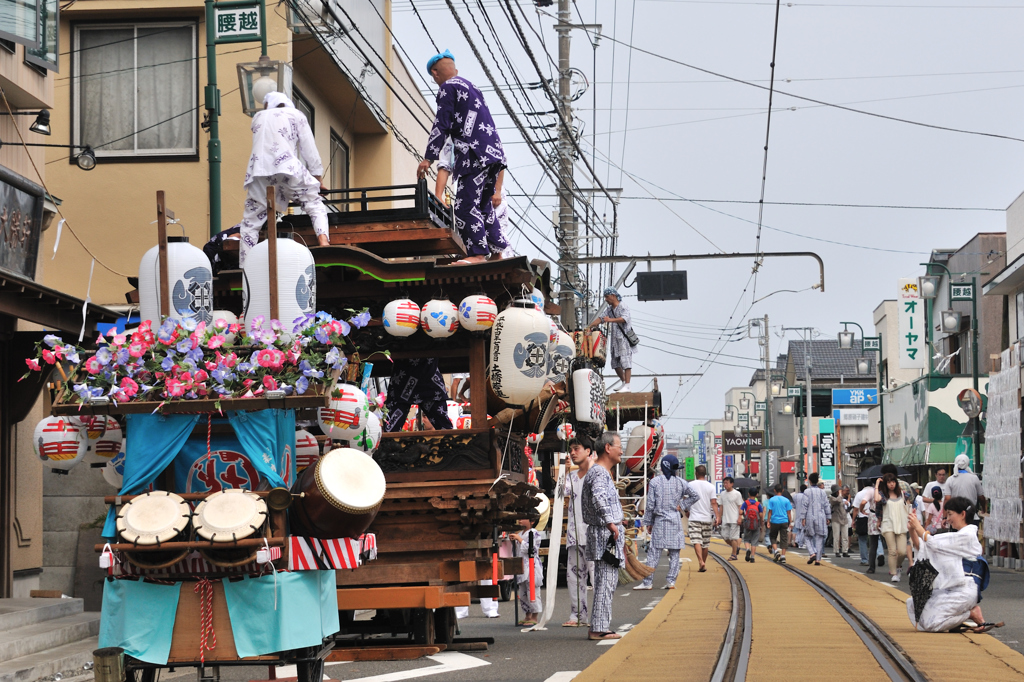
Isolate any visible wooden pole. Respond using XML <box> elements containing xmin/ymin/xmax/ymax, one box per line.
<box><xmin>266</xmin><ymin>185</ymin><xmax>279</xmax><ymax>322</ymax></box>
<box><xmin>156</xmin><ymin>191</ymin><xmax>170</xmax><ymax>319</ymax></box>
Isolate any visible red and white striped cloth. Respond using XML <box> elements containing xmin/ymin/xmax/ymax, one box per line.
<box><xmin>287</xmin><ymin>534</ymin><xmax>377</xmax><ymax>571</ymax></box>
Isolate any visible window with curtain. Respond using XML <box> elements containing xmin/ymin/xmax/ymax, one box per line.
<box><xmin>74</xmin><ymin>23</ymin><xmax>197</xmax><ymax>157</ymax></box>
<box><xmin>293</xmin><ymin>86</ymin><xmax>314</xmax><ymax>133</ymax></box>
<box><xmin>328</xmin><ymin>130</ymin><xmax>348</xmax><ymax>210</ymax></box>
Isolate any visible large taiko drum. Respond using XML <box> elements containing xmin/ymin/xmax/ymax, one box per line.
<box><xmin>116</xmin><ymin>491</ymin><xmax>191</xmax><ymax>569</ymax></box>
<box><xmin>290</xmin><ymin>448</ymin><xmax>386</xmax><ymax>539</ymax></box>
<box><xmin>193</xmin><ymin>489</ymin><xmax>269</xmax><ymax>567</ymax></box>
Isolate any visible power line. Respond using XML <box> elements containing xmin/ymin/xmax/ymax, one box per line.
<box><xmin>613</xmin><ymin>197</ymin><xmax>1004</xmax><ymax>211</ymax></box>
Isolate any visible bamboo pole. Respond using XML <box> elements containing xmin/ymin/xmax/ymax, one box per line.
<box><xmin>266</xmin><ymin>185</ymin><xmax>279</xmax><ymax>322</ymax></box>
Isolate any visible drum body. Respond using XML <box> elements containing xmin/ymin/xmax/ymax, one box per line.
<box><xmin>116</xmin><ymin>491</ymin><xmax>191</xmax><ymax>569</ymax></box>
<box><xmin>193</xmin><ymin>489</ymin><xmax>269</xmax><ymax>567</ymax></box>
<box><xmin>290</xmin><ymin>448</ymin><xmax>386</xmax><ymax>539</ymax></box>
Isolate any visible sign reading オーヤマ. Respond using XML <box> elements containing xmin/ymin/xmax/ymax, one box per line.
<box><xmin>898</xmin><ymin>278</ymin><xmax>926</xmax><ymax>369</ymax></box>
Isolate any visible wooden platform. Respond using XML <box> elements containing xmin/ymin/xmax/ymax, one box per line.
<box><xmin>605</xmin><ymin>390</ymin><xmax>663</xmax><ymax>426</ymax></box>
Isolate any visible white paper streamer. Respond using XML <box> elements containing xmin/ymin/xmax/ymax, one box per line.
<box><xmin>52</xmin><ymin>218</ymin><xmax>65</xmax><ymax>259</ymax></box>
<box><xmin>78</xmin><ymin>258</ymin><xmax>95</xmax><ymax>343</ymax></box>
<box><xmin>527</xmin><ymin>451</ymin><xmax>566</xmax><ymax>632</ymax></box>
<box><xmin>981</xmin><ymin>363</ymin><xmax>1022</xmax><ymax>542</ymax></box>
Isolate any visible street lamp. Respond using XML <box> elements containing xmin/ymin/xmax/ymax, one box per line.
<box><xmin>751</xmin><ymin>415</ymin><xmax>762</xmax><ymax>429</ymax></box>
<box><xmin>739</xmin><ymin>396</ymin><xmax>751</xmax><ymax>411</ymax></box>
<box><xmin>856</xmin><ymin>357</ymin><xmax>872</xmax><ymax>375</ymax></box>
<box><xmin>917</xmin><ymin>274</ymin><xmax>941</xmax><ymax>300</ymax></box>
<box><xmin>725</xmin><ymin>404</ymin><xmax>737</xmax><ymax>422</ymax></box>
<box><xmin>0</xmin><ymin>110</ymin><xmax>51</xmax><ymax>135</ymax></box>
<box><xmin>236</xmin><ymin>55</ymin><xmax>293</xmax><ymax>117</ymax></box>
<box><xmin>780</xmin><ymin>400</ymin><xmax>794</xmax><ymax>415</ymax></box>
<box><xmin>735</xmin><ymin>423</ymin><xmax>745</xmax><ymax>436</ymax></box>
<box><xmin>0</xmin><ymin>140</ymin><xmax>95</xmax><ymax>170</ymax></box>
<box><xmin>941</xmin><ymin>310</ymin><xmax>962</xmax><ymax>333</ymax></box>
<box><xmin>770</xmin><ymin>379</ymin><xmax>784</xmax><ymax>396</ymax></box>
<box><xmin>837</xmin><ymin>330</ymin><xmax>855</xmax><ymax>350</ymax></box>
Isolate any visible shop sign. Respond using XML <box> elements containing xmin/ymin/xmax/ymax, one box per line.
<box><xmin>898</xmin><ymin>278</ymin><xmax>926</xmax><ymax>369</ymax></box>
<box><xmin>837</xmin><ymin>409</ymin><xmax>870</xmax><ymax>425</ymax></box>
<box><xmin>723</xmin><ymin>430</ymin><xmax>764</xmax><ymax>453</ymax></box>
<box><xmin>0</xmin><ymin>181</ymin><xmax>41</xmax><ymax>279</ymax></box>
<box><xmin>832</xmin><ymin>388</ymin><xmax>877</xmax><ymax>406</ymax></box>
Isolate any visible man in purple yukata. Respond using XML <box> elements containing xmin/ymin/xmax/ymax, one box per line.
<box><xmin>416</xmin><ymin>50</ymin><xmax>509</xmax><ymax>264</ymax></box>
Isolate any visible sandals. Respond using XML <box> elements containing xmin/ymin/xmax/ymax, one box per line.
<box><xmin>698</xmin><ymin>566</ymin><xmax>707</xmax><ymax>573</ymax></box>
<box><xmin>970</xmin><ymin>622</ymin><xmax>1005</xmax><ymax>633</ymax></box>
<box><xmin>589</xmin><ymin>631</ymin><xmax>622</xmax><ymax>640</ymax></box>
<box><xmin>518</xmin><ymin>619</ymin><xmax>538</xmax><ymax>627</ymax></box>
<box><xmin>562</xmin><ymin>620</ymin><xmax>580</xmax><ymax>627</ymax></box>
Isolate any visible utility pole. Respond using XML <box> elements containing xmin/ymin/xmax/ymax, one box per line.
<box><xmin>763</xmin><ymin>313</ymin><xmax>771</xmax><ymax>489</ymax></box>
<box><xmin>555</xmin><ymin>0</ymin><xmax>578</xmax><ymax>329</ymax></box>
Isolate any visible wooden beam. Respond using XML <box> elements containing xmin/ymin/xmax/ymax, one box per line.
<box><xmin>336</xmin><ymin>586</ymin><xmax>470</xmax><ymax>610</ymax></box>
<box><xmin>326</xmin><ymin>646</ymin><xmax>442</xmax><ymax>662</ymax></box>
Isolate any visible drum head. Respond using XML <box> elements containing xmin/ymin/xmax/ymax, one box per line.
<box><xmin>535</xmin><ymin>492</ymin><xmax>550</xmax><ymax>532</ymax></box>
<box><xmin>194</xmin><ymin>489</ymin><xmax>268</xmax><ymax>541</ymax></box>
<box><xmin>317</xmin><ymin>448</ymin><xmax>386</xmax><ymax>513</ymax></box>
<box><xmin>117</xmin><ymin>491</ymin><xmax>190</xmax><ymax>545</ymax></box>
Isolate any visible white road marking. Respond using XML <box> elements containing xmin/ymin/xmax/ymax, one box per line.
<box><xmin>334</xmin><ymin>652</ymin><xmax>489</xmax><ymax>682</ymax></box>
<box><xmin>276</xmin><ymin>663</ymin><xmax>339</xmax><ymax>680</ymax></box>
<box><xmin>543</xmin><ymin>672</ymin><xmax>581</xmax><ymax>682</ymax></box>
<box><xmin>596</xmin><ymin>639</ymin><xmax>619</xmax><ymax>646</ymax></box>
<box><xmin>641</xmin><ymin>598</ymin><xmax>661</xmax><ymax>611</ymax></box>
<box><xmin>617</xmin><ymin>623</ymin><xmax>634</xmax><ymax>631</ymax></box>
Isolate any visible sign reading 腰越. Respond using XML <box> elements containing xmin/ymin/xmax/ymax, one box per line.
<box><xmin>898</xmin><ymin>278</ymin><xmax>925</xmax><ymax>369</ymax></box>
<box><xmin>831</xmin><ymin>388</ymin><xmax>878</xmax><ymax>406</ymax></box>
<box><xmin>862</xmin><ymin>336</ymin><xmax>881</xmax><ymax>352</ymax></box>
<box><xmin>214</xmin><ymin>5</ymin><xmax>262</xmax><ymax>41</ymax></box>
<box><xmin>952</xmin><ymin>283</ymin><xmax>974</xmax><ymax>302</ymax></box>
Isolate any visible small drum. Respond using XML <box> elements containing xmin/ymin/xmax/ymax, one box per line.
<box><xmin>193</xmin><ymin>489</ymin><xmax>269</xmax><ymax>567</ymax></box>
<box><xmin>290</xmin><ymin>448</ymin><xmax>386</xmax><ymax>539</ymax></box>
<box><xmin>116</xmin><ymin>491</ymin><xmax>191</xmax><ymax>569</ymax></box>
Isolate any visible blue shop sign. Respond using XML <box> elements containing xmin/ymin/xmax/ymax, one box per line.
<box><xmin>832</xmin><ymin>388</ymin><xmax>877</xmax><ymax>406</ymax></box>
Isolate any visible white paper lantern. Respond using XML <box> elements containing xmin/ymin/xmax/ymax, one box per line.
<box><xmin>488</xmin><ymin>299</ymin><xmax>551</xmax><ymax>407</ymax></box>
<box><xmin>74</xmin><ymin>415</ymin><xmax>122</xmax><ymax>467</ymax></box>
<box><xmin>33</xmin><ymin>416</ymin><xmax>87</xmax><ymax>471</ymax></box>
<box><xmin>458</xmin><ymin>294</ymin><xmax>498</xmax><ymax>332</ymax></box>
<box><xmin>243</xmin><ymin>235</ymin><xmax>316</xmax><ymax>335</ymax></box>
<box><xmin>345</xmin><ymin>412</ymin><xmax>382</xmax><ymax>452</ymax></box>
<box><xmin>446</xmin><ymin>400</ymin><xmax>464</xmax><ymax>426</ymax></box>
<box><xmin>210</xmin><ymin>310</ymin><xmax>239</xmax><ymax>344</ymax></box>
<box><xmin>382</xmin><ymin>299</ymin><xmax>421</xmax><ymax>337</ymax></box>
<box><xmin>102</xmin><ymin>447</ymin><xmax>126</xmax><ymax>489</ymax></box>
<box><xmin>571</xmin><ymin>368</ymin><xmax>606</xmax><ymax>424</ymax></box>
<box><xmin>625</xmin><ymin>425</ymin><xmax>655</xmax><ymax>473</ymax></box>
<box><xmin>548</xmin><ymin>328</ymin><xmax>575</xmax><ymax>382</ymax></box>
<box><xmin>318</xmin><ymin>384</ymin><xmax>371</xmax><ymax>438</ymax></box>
<box><xmin>529</xmin><ymin>288</ymin><xmax>545</xmax><ymax>312</ymax></box>
<box><xmin>139</xmin><ymin>236</ymin><xmax>214</xmax><ymax>327</ymax></box>
<box><xmin>295</xmin><ymin>429</ymin><xmax>321</xmax><ymax>472</ymax></box>
<box><xmin>420</xmin><ymin>299</ymin><xmax>459</xmax><ymax>338</ymax></box>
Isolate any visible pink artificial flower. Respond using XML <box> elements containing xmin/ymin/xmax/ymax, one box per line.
<box><xmin>165</xmin><ymin>378</ymin><xmax>186</xmax><ymax>397</ymax></box>
<box><xmin>262</xmin><ymin>375</ymin><xmax>278</xmax><ymax>391</ymax></box>
<box><xmin>120</xmin><ymin>377</ymin><xmax>139</xmax><ymax>397</ymax></box>
<box><xmin>25</xmin><ymin>358</ymin><xmax>41</xmax><ymax>371</ymax></box>
<box><xmin>256</xmin><ymin>349</ymin><xmax>276</xmax><ymax>368</ymax></box>
<box><xmin>216</xmin><ymin>351</ymin><xmax>238</xmax><ymax>368</ymax></box>
<box><xmin>193</xmin><ymin>369</ymin><xmax>209</xmax><ymax>383</ymax></box>
<box><xmin>41</xmin><ymin>349</ymin><xmax>56</xmax><ymax>364</ymax></box>
<box><xmin>213</xmin><ymin>317</ymin><xmax>229</xmax><ymax>330</ymax></box>
<box><xmin>208</xmin><ymin>334</ymin><xmax>225</xmax><ymax>349</ymax></box>
<box><xmin>128</xmin><ymin>342</ymin><xmax>147</xmax><ymax>358</ymax></box>
<box><xmin>138</xmin><ymin>320</ymin><xmax>152</xmax><ymax>332</ymax></box>
<box><xmin>205</xmin><ymin>360</ymin><xmax>218</xmax><ymax>371</ymax></box>
<box><xmin>271</xmin><ymin>349</ymin><xmax>286</xmax><ymax>369</ymax></box>
<box><xmin>114</xmin><ymin>334</ymin><xmax>127</xmax><ymax>346</ymax></box>
<box><xmin>229</xmin><ymin>323</ymin><xmax>241</xmax><ymax>335</ymax></box>
<box><xmin>85</xmin><ymin>357</ymin><xmax>103</xmax><ymax>374</ymax></box>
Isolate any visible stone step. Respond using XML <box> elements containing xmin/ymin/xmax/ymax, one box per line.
<box><xmin>0</xmin><ymin>635</ymin><xmax>98</xmax><ymax>682</ymax></box>
<box><xmin>0</xmin><ymin>600</ymin><xmax>84</xmax><ymax>634</ymax></box>
<box><xmin>0</xmin><ymin>613</ymin><xmax>100</xmax><ymax>664</ymax></box>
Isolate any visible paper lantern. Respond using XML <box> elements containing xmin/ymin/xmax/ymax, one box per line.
<box><xmin>446</xmin><ymin>400</ymin><xmax>464</xmax><ymax>426</ymax></box>
<box><xmin>102</xmin><ymin>447</ymin><xmax>126</xmax><ymax>489</ymax></box>
<box><xmin>318</xmin><ymin>384</ymin><xmax>371</xmax><ymax>438</ymax></box>
<box><xmin>210</xmin><ymin>310</ymin><xmax>239</xmax><ymax>344</ymax></box>
<box><xmin>456</xmin><ymin>415</ymin><xmax>473</xmax><ymax>429</ymax></box>
<box><xmin>139</xmin><ymin>236</ymin><xmax>214</xmax><ymax>327</ymax></box>
<box><xmin>458</xmin><ymin>294</ymin><xmax>497</xmax><ymax>332</ymax></box>
<box><xmin>346</xmin><ymin>412</ymin><xmax>382</xmax><ymax>452</ymax></box>
<box><xmin>548</xmin><ymin>328</ymin><xmax>575</xmax><ymax>382</ymax></box>
<box><xmin>420</xmin><ymin>299</ymin><xmax>459</xmax><ymax>338</ymax></box>
<box><xmin>242</xmin><ymin>235</ymin><xmax>316</xmax><ymax>335</ymax></box>
<box><xmin>382</xmin><ymin>299</ymin><xmax>421</xmax><ymax>337</ymax></box>
<box><xmin>488</xmin><ymin>299</ymin><xmax>551</xmax><ymax>407</ymax></box>
<box><xmin>571</xmin><ymin>368</ymin><xmax>606</xmax><ymax>424</ymax></box>
<box><xmin>74</xmin><ymin>416</ymin><xmax>122</xmax><ymax>467</ymax></box>
<box><xmin>33</xmin><ymin>416</ymin><xmax>87</xmax><ymax>471</ymax></box>
<box><xmin>529</xmin><ymin>288</ymin><xmax>545</xmax><ymax>312</ymax></box>
<box><xmin>625</xmin><ymin>425</ymin><xmax>655</xmax><ymax>473</ymax></box>
<box><xmin>295</xmin><ymin>429</ymin><xmax>321</xmax><ymax>472</ymax></box>
<box><xmin>652</xmin><ymin>420</ymin><xmax>666</xmax><ymax>460</ymax></box>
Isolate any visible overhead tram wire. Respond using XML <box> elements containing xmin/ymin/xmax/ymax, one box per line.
<box><xmin>751</xmin><ymin>0</ymin><xmax>783</xmax><ymax>303</ymax></box>
<box><xmin>409</xmin><ymin>0</ymin><xmax>440</xmax><ymax>52</ymax></box>
<box><xmin>612</xmin><ymin>0</ymin><xmax>638</xmax><ymax>274</ymax></box>
<box><xmin>614</xmin><ymin>197</ymin><xmax>1004</xmax><ymax>211</ymax></box>
<box><xmin>366</xmin><ymin>1</ymin><xmax>440</xmax><ymax>99</ymax></box>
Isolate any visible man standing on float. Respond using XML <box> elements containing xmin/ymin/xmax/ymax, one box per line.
<box><xmin>416</xmin><ymin>50</ymin><xmax>509</xmax><ymax>264</ymax></box>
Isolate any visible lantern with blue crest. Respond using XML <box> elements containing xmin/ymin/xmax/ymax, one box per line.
<box><xmin>488</xmin><ymin>299</ymin><xmax>551</xmax><ymax>407</ymax></box>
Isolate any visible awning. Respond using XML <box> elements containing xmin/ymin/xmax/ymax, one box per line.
<box><xmin>0</xmin><ymin>270</ymin><xmax>120</xmax><ymax>335</ymax></box>
<box><xmin>883</xmin><ymin>441</ymin><xmax>986</xmax><ymax>466</ymax></box>
<box><xmin>983</xmin><ymin>253</ymin><xmax>1024</xmax><ymax>296</ymax></box>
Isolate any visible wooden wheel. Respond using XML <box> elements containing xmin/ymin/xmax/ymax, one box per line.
<box><xmin>411</xmin><ymin>607</ymin><xmax>435</xmax><ymax>646</ymax></box>
<box><xmin>434</xmin><ymin>607</ymin><xmax>456</xmax><ymax>646</ymax></box>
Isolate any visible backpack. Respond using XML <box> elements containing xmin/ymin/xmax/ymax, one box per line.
<box><xmin>742</xmin><ymin>500</ymin><xmax>760</xmax><ymax>532</ymax></box>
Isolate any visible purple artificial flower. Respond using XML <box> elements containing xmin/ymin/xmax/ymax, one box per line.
<box><xmin>212</xmin><ymin>366</ymin><xmax>235</xmax><ymax>384</ymax></box>
<box><xmin>115</xmin><ymin>348</ymin><xmax>131</xmax><ymax>365</ymax></box>
<box><xmin>325</xmin><ymin>347</ymin><xmax>342</xmax><ymax>370</ymax></box>
<box><xmin>63</xmin><ymin>346</ymin><xmax>80</xmax><ymax>364</ymax></box>
<box><xmin>314</xmin><ymin>326</ymin><xmax>331</xmax><ymax>344</ymax></box>
<box><xmin>178</xmin><ymin>317</ymin><xmax>197</xmax><ymax>332</ymax></box>
<box><xmin>315</xmin><ymin>311</ymin><xmax>334</xmax><ymax>323</ymax></box>
<box><xmin>176</xmin><ymin>338</ymin><xmax>193</xmax><ymax>354</ymax></box>
<box><xmin>292</xmin><ymin>313</ymin><xmax>315</xmax><ymax>334</ymax></box>
<box><xmin>299</xmin><ymin>360</ymin><xmax>323</xmax><ymax>379</ymax></box>
<box><xmin>294</xmin><ymin>376</ymin><xmax>309</xmax><ymax>395</ymax></box>
<box><xmin>250</xmin><ymin>315</ymin><xmax>265</xmax><ymax>333</ymax></box>
<box><xmin>161</xmin><ymin>354</ymin><xmax>176</xmax><ymax>371</ymax></box>
<box><xmin>238</xmin><ymin>362</ymin><xmax>254</xmax><ymax>374</ymax></box>
<box><xmin>186</xmin><ymin>348</ymin><xmax>205</xmax><ymax>366</ymax></box>
<box><xmin>260</xmin><ymin>329</ymin><xmax>278</xmax><ymax>345</ymax></box>
<box><xmin>43</xmin><ymin>334</ymin><xmax>62</xmax><ymax>347</ymax></box>
<box><xmin>350</xmin><ymin>311</ymin><xmax>371</xmax><ymax>329</ymax></box>
<box><xmin>95</xmin><ymin>347</ymin><xmax>112</xmax><ymax>367</ymax></box>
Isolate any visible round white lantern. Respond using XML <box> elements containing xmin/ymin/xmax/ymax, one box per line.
<box><xmin>624</xmin><ymin>424</ymin><xmax>655</xmax><ymax>473</ymax></box>
<box><xmin>33</xmin><ymin>416</ymin><xmax>87</xmax><ymax>472</ymax></box>
<box><xmin>139</xmin><ymin>236</ymin><xmax>214</xmax><ymax>327</ymax></box>
<box><xmin>382</xmin><ymin>299</ymin><xmax>421</xmax><ymax>337</ymax></box>
<box><xmin>420</xmin><ymin>299</ymin><xmax>459</xmax><ymax>338</ymax></box>
<box><xmin>210</xmin><ymin>310</ymin><xmax>239</xmax><ymax>344</ymax></box>
<box><xmin>346</xmin><ymin>412</ymin><xmax>382</xmax><ymax>452</ymax></box>
<box><xmin>458</xmin><ymin>294</ymin><xmax>498</xmax><ymax>332</ymax></box>
<box><xmin>243</xmin><ymin>235</ymin><xmax>316</xmax><ymax>335</ymax></box>
<box><xmin>571</xmin><ymin>368</ymin><xmax>606</xmax><ymax>424</ymax></box>
<box><xmin>548</xmin><ymin>328</ymin><xmax>575</xmax><ymax>382</ymax></box>
<box><xmin>318</xmin><ymin>384</ymin><xmax>371</xmax><ymax>439</ymax></box>
<box><xmin>488</xmin><ymin>299</ymin><xmax>551</xmax><ymax>407</ymax></box>
<box><xmin>102</xmin><ymin>447</ymin><xmax>126</xmax><ymax>489</ymax></box>
<box><xmin>74</xmin><ymin>415</ymin><xmax>122</xmax><ymax>467</ymax></box>
<box><xmin>446</xmin><ymin>400</ymin><xmax>464</xmax><ymax>426</ymax></box>
<box><xmin>529</xmin><ymin>288</ymin><xmax>545</xmax><ymax>312</ymax></box>
<box><xmin>295</xmin><ymin>429</ymin><xmax>321</xmax><ymax>473</ymax></box>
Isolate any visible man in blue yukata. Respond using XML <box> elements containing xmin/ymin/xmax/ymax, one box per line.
<box><xmin>416</xmin><ymin>50</ymin><xmax>509</xmax><ymax>264</ymax></box>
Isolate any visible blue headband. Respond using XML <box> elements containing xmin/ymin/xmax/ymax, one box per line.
<box><xmin>603</xmin><ymin>287</ymin><xmax>620</xmax><ymax>299</ymax></box>
<box><xmin>427</xmin><ymin>50</ymin><xmax>455</xmax><ymax>74</ymax></box>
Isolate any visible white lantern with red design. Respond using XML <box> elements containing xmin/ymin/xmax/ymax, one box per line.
<box><xmin>382</xmin><ymin>299</ymin><xmax>420</xmax><ymax>337</ymax></box>
<box><xmin>74</xmin><ymin>415</ymin><xmax>123</xmax><ymax>467</ymax></box>
<box><xmin>33</xmin><ymin>416</ymin><xmax>87</xmax><ymax>472</ymax></box>
<box><xmin>488</xmin><ymin>299</ymin><xmax>551</xmax><ymax>407</ymax></box>
<box><xmin>571</xmin><ymin>368</ymin><xmax>606</xmax><ymax>424</ymax></box>
<box><xmin>651</xmin><ymin>419</ymin><xmax>666</xmax><ymax>460</ymax></box>
<box><xmin>624</xmin><ymin>424</ymin><xmax>655</xmax><ymax>473</ymax></box>
<box><xmin>345</xmin><ymin>412</ymin><xmax>382</xmax><ymax>452</ymax></box>
<box><xmin>295</xmin><ymin>429</ymin><xmax>321</xmax><ymax>472</ymax></box>
<box><xmin>456</xmin><ymin>415</ymin><xmax>473</xmax><ymax>429</ymax></box>
<box><xmin>318</xmin><ymin>384</ymin><xmax>371</xmax><ymax>439</ymax></box>
<box><xmin>529</xmin><ymin>288</ymin><xmax>545</xmax><ymax>312</ymax></box>
<box><xmin>458</xmin><ymin>294</ymin><xmax>498</xmax><ymax>332</ymax></box>
<box><xmin>420</xmin><ymin>299</ymin><xmax>459</xmax><ymax>338</ymax></box>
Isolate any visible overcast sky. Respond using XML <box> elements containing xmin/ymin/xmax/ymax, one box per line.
<box><xmin>390</xmin><ymin>0</ymin><xmax>1024</xmax><ymax>434</ymax></box>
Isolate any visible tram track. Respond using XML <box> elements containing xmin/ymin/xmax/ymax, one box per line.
<box><xmin>708</xmin><ymin>550</ymin><xmax>752</xmax><ymax>682</ymax></box>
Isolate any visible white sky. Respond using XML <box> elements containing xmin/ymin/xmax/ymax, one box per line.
<box><xmin>389</xmin><ymin>0</ymin><xmax>1024</xmax><ymax>435</ymax></box>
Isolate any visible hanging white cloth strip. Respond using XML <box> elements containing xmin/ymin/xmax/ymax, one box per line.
<box><xmin>528</xmin><ymin>450</ymin><xmax>567</xmax><ymax>632</ymax></box>
<box><xmin>52</xmin><ymin>218</ymin><xmax>65</xmax><ymax>259</ymax></box>
<box><xmin>78</xmin><ymin>258</ymin><xmax>95</xmax><ymax>343</ymax></box>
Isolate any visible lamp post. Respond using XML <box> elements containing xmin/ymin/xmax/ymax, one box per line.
<box><xmin>0</xmin><ymin>140</ymin><xmax>95</xmax><ymax>169</ymax></box>
<box><xmin>839</xmin><ymin>321</ymin><xmax>883</xmax><ymax>478</ymax></box>
<box><xmin>724</xmin><ymin>404</ymin><xmax>737</xmax><ymax>423</ymax></box>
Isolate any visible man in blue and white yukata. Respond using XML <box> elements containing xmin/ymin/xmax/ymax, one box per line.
<box><xmin>581</xmin><ymin>432</ymin><xmax>625</xmax><ymax>641</ymax></box>
<box><xmin>635</xmin><ymin>454</ymin><xmax>700</xmax><ymax>590</ymax></box>
<box><xmin>416</xmin><ymin>50</ymin><xmax>509</xmax><ymax>264</ymax></box>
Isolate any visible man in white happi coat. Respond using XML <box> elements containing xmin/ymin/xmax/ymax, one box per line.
<box><xmin>239</xmin><ymin>91</ymin><xmax>330</xmax><ymax>266</ymax></box>
<box><xmin>563</xmin><ymin>434</ymin><xmax>596</xmax><ymax>627</ymax></box>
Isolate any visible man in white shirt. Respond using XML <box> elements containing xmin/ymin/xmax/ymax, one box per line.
<box><xmin>852</xmin><ymin>482</ymin><xmax>875</xmax><ymax>566</ymax></box>
<box><xmin>921</xmin><ymin>468</ymin><xmax>950</xmax><ymax>505</ymax></box>
<box><xmin>563</xmin><ymin>435</ymin><xmax>595</xmax><ymax>627</ymax></box>
<box><xmin>687</xmin><ymin>465</ymin><xmax>719</xmax><ymax>573</ymax></box>
<box><xmin>239</xmin><ymin>91</ymin><xmax>330</xmax><ymax>266</ymax></box>
<box><xmin>716</xmin><ymin>477</ymin><xmax>744</xmax><ymax>561</ymax></box>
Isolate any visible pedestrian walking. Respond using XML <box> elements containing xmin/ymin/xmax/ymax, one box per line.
<box><xmin>923</xmin><ymin>485</ymin><xmax>947</xmax><ymax>534</ymax></box>
<box><xmin>563</xmin><ymin>435</ymin><xmax>595</xmax><ymax>627</ymax></box>
<box><xmin>588</xmin><ymin>288</ymin><xmax>636</xmax><ymax>392</ymax></box>
<box><xmin>948</xmin><ymin>454</ymin><xmax>986</xmax><ymax>525</ymax></box>
<box><xmin>581</xmin><ymin>432</ymin><xmax>625</xmax><ymax>641</ymax></box>
<box><xmin>716</xmin><ymin>476</ymin><xmax>744</xmax><ymax>561</ymax></box>
<box><xmin>740</xmin><ymin>488</ymin><xmax>765</xmax><ymax>562</ymax></box>
<box><xmin>686</xmin><ymin>465</ymin><xmax>719</xmax><ymax>573</ymax></box>
<box><xmin>921</xmin><ymin>467</ymin><xmax>950</xmax><ymax>505</ymax></box>
<box><xmin>767</xmin><ymin>483</ymin><xmax>794</xmax><ymax>563</ymax></box>
<box><xmin>853</xmin><ymin>481</ymin><xmax>873</xmax><ymax>566</ymax></box>
<box><xmin>829</xmin><ymin>484</ymin><xmax>852</xmax><ymax>558</ymax></box>
<box><xmin>792</xmin><ymin>485</ymin><xmax>808</xmax><ymax>549</ymax></box>
<box><xmin>636</xmin><ymin>455</ymin><xmax>699</xmax><ymax>590</ymax></box>
<box><xmin>511</xmin><ymin>518</ymin><xmax>543</xmax><ymax>626</ymax></box>
<box><xmin>800</xmin><ymin>473</ymin><xmax>831</xmax><ymax>565</ymax></box>
<box><xmin>875</xmin><ymin>473</ymin><xmax>911</xmax><ymax>583</ymax></box>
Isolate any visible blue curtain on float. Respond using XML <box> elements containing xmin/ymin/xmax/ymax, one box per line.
<box><xmin>226</xmin><ymin>409</ymin><xmax>296</xmax><ymax>489</ymax></box>
<box><xmin>102</xmin><ymin>413</ymin><xmax>200</xmax><ymax>538</ymax></box>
